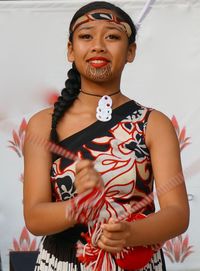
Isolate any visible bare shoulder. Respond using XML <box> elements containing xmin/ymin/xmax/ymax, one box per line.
<box><xmin>148</xmin><ymin>109</ymin><xmax>174</xmax><ymax>128</ymax></box>
<box><xmin>146</xmin><ymin>110</ymin><xmax>178</xmax><ymax>148</ymax></box>
<box><xmin>27</xmin><ymin>107</ymin><xmax>53</xmax><ymax>139</ymax></box>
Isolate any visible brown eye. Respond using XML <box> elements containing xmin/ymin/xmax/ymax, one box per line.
<box><xmin>79</xmin><ymin>34</ymin><xmax>92</xmax><ymax>40</ymax></box>
<box><xmin>107</xmin><ymin>34</ymin><xmax>120</xmax><ymax>40</ymax></box>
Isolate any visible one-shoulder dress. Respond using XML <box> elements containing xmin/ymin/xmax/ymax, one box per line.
<box><xmin>35</xmin><ymin>100</ymin><xmax>166</xmax><ymax>271</ymax></box>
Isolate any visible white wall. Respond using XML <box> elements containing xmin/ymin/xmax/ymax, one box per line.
<box><xmin>0</xmin><ymin>0</ymin><xmax>200</xmax><ymax>270</ymax></box>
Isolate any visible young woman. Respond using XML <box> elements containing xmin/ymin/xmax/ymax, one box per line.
<box><xmin>23</xmin><ymin>1</ymin><xmax>189</xmax><ymax>270</ymax></box>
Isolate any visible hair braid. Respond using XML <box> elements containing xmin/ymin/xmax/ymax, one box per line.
<box><xmin>51</xmin><ymin>63</ymin><xmax>80</xmax><ymax>142</ymax></box>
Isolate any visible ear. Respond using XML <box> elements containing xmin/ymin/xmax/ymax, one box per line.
<box><xmin>126</xmin><ymin>42</ymin><xmax>136</xmax><ymax>63</ymax></box>
<box><xmin>67</xmin><ymin>41</ymin><xmax>74</xmax><ymax>62</ymax></box>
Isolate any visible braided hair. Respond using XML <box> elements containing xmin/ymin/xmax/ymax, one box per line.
<box><xmin>51</xmin><ymin>1</ymin><xmax>137</xmax><ymax>142</ymax></box>
<box><xmin>50</xmin><ymin>63</ymin><xmax>80</xmax><ymax>142</ymax></box>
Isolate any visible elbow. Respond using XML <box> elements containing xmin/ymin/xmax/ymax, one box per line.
<box><xmin>24</xmin><ymin>210</ymin><xmax>43</xmax><ymax>236</ymax></box>
<box><xmin>182</xmin><ymin>202</ymin><xmax>190</xmax><ymax>232</ymax></box>
<box><xmin>164</xmin><ymin>204</ymin><xmax>190</xmax><ymax>239</ymax></box>
<box><xmin>24</xmin><ymin>217</ymin><xmax>42</xmax><ymax>236</ymax></box>
<box><xmin>176</xmin><ymin>205</ymin><xmax>190</xmax><ymax>235</ymax></box>
<box><xmin>180</xmin><ymin>212</ymin><xmax>190</xmax><ymax>234</ymax></box>
<box><xmin>24</xmin><ymin>220</ymin><xmax>42</xmax><ymax>236</ymax></box>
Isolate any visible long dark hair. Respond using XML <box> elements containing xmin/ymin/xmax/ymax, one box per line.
<box><xmin>51</xmin><ymin>1</ymin><xmax>137</xmax><ymax>143</ymax></box>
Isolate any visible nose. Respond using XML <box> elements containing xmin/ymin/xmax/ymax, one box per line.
<box><xmin>91</xmin><ymin>36</ymin><xmax>106</xmax><ymax>53</ymax></box>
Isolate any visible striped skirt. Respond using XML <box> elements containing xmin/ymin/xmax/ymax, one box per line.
<box><xmin>34</xmin><ymin>227</ymin><xmax>166</xmax><ymax>271</ymax></box>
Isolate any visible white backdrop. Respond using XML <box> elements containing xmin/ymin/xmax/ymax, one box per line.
<box><xmin>0</xmin><ymin>0</ymin><xmax>200</xmax><ymax>270</ymax></box>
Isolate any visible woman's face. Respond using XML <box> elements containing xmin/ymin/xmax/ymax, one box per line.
<box><xmin>68</xmin><ymin>10</ymin><xmax>136</xmax><ymax>83</ymax></box>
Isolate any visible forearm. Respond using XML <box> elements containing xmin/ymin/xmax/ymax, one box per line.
<box><xmin>24</xmin><ymin>201</ymin><xmax>76</xmax><ymax>236</ymax></box>
<box><xmin>128</xmin><ymin>206</ymin><xmax>189</xmax><ymax>246</ymax></box>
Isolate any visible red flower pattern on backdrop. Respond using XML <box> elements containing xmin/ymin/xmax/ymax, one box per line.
<box><xmin>163</xmin><ymin>116</ymin><xmax>193</xmax><ymax>263</ymax></box>
<box><xmin>171</xmin><ymin>115</ymin><xmax>191</xmax><ymax>151</ymax></box>
<box><xmin>46</xmin><ymin>91</ymin><xmax>59</xmax><ymax>105</ymax></box>
<box><xmin>8</xmin><ymin>118</ymin><xmax>27</xmax><ymax>158</ymax></box>
<box><xmin>11</xmin><ymin>227</ymin><xmax>38</xmax><ymax>251</ymax></box>
<box><xmin>163</xmin><ymin>234</ymin><xmax>194</xmax><ymax>263</ymax></box>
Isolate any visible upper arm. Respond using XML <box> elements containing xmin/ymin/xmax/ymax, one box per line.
<box><xmin>23</xmin><ymin>108</ymin><xmax>53</xmax><ymax>221</ymax></box>
<box><xmin>145</xmin><ymin>110</ymin><xmax>189</xmax><ymax>213</ymax></box>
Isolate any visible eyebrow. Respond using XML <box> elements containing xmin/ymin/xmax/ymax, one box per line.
<box><xmin>77</xmin><ymin>25</ymin><xmax>124</xmax><ymax>33</ymax></box>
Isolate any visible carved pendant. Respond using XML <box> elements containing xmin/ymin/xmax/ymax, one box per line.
<box><xmin>96</xmin><ymin>95</ymin><xmax>112</xmax><ymax>122</ymax></box>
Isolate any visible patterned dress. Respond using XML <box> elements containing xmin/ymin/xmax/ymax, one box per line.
<box><xmin>35</xmin><ymin>100</ymin><xmax>166</xmax><ymax>271</ymax></box>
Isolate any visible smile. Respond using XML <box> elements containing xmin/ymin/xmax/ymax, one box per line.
<box><xmin>88</xmin><ymin>58</ymin><xmax>110</xmax><ymax>68</ymax></box>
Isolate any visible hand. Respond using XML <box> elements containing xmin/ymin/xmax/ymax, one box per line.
<box><xmin>97</xmin><ymin>218</ymin><xmax>132</xmax><ymax>253</ymax></box>
<box><xmin>74</xmin><ymin>159</ymin><xmax>103</xmax><ymax>194</ymax></box>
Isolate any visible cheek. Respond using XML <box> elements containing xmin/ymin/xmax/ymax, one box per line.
<box><xmin>114</xmin><ymin>52</ymin><xmax>128</xmax><ymax>70</ymax></box>
<box><xmin>73</xmin><ymin>42</ymin><xmax>89</xmax><ymax>55</ymax></box>
<box><xmin>73</xmin><ymin>46</ymin><xmax>90</xmax><ymax>66</ymax></box>
<box><xmin>112</xmin><ymin>45</ymin><xmax>128</xmax><ymax>64</ymax></box>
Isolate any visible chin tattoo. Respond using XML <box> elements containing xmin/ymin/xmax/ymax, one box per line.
<box><xmin>86</xmin><ymin>64</ymin><xmax>112</xmax><ymax>81</ymax></box>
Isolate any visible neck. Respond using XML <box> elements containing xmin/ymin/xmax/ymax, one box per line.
<box><xmin>80</xmin><ymin>77</ymin><xmax>121</xmax><ymax>96</ymax></box>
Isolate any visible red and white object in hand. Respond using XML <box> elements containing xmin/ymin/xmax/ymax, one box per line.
<box><xmin>66</xmin><ymin>188</ymin><xmax>157</xmax><ymax>271</ymax></box>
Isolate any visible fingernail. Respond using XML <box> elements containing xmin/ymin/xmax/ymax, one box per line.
<box><xmin>109</xmin><ymin>218</ymin><xmax>116</xmax><ymax>223</ymax></box>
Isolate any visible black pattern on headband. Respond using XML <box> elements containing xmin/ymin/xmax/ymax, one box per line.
<box><xmin>71</xmin><ymin>12</ymin><xmax>132</xmax><ymax>37</ymax></box>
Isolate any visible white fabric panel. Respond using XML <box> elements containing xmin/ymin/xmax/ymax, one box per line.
<box><xmin>0</xmin><ymin>1</ymin><xmax>200</xmax><ymax>270</ymax></box>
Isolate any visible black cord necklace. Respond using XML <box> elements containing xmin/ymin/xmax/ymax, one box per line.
<box><xmin>80</xmin><ymin>89</ymin><xmax>120</xmax><ymax>97</ymax></box>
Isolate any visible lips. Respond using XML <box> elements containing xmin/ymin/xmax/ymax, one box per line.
<box><xmin>87</xmin><ymin>57</ymin><xmax>110</xmax><ymax>68</ymax></box>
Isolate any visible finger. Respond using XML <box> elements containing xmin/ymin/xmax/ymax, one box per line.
<box><xmin>76</xmin><ymin>167</ymin><xmax>98</xmax><ymax>181</ymax></box>
<box><xmin>75</xmin><ymin>169</ymin><xmax>100</xmax><ymax>187</ymax></box>
<box><xmin>75</xmin><ymin>179</ymin><xmax>100</xmax><ymax>194</ymax></box>
<box><xmin>102</xmin><ymin>230</ymin><xmax>123</xmax><ymax>240</ymax></box>
<box><xmin>108</xmin><ymin>217</ymin><xmax>116</xmax><ymax>224</ymax></box>
<box><xmin>75</xmin><ymin>160</ymin><xmax>94</xmax><ymax>173</ymax></box>
<box><xmin>101</xmin><ymin>222</ymin><xmax>125</xmax><ymax>232</ymax></box>
<box><xmin>97</xmin><ymin>239</ymin><xmax>124</xmax><ymax>253</ymax></box>
<box><xmin>75</xmin><ymin>169</ymin><xmax>91</xmax><ymax>185</ymax></box>
<box><xmin>75</xmin><ymin>181</ymin><xmax>93</xmax><ymax>194</ymax></box>
<box><xmin>75</xmin><ymin>169</ymin><xmax>103</xmax><ymax>194</ymax></box>
<box><xmin>100</xmin><ymin>234</ymin><xmax>126</xmax><ymax>246</ymax></box>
